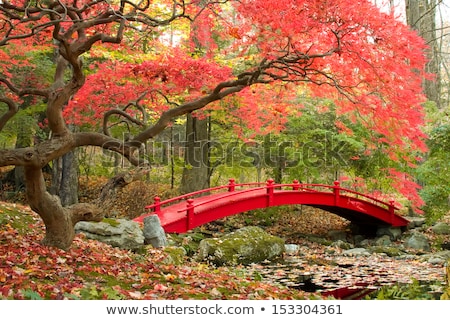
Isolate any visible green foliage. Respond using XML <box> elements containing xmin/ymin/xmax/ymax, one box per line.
<box><xmin>78</xmin><ymin>285</ymin><xmax>126</xmax><ymax>300</ymax></box>
<box><xmin>0</xmin><ymin>206</ymin><xmax>38</xmax><ymax>235</ymax></box>
<box><xmin>77</xmin><ymin>147</ymin><xmax>116</xmax><ymax>179</ymax></box>
<box><xmin>369</xmin><ymin>279</ymin><xmax>442</xmax><ymax>300</ymax></box>
<box><xmin>21</xmin><ymin>289</ymin><xmax>44</xmax><ymax>300</ymax></box>
<box><xmin>169</xmin><ymin>233</ymin><xmax>205</xmax><ymax>256</ymax></box>
<box><xmin>416</xmin><ymin>103</ymin><xmax>450</xmax><ymax>222</ymax></box>
<box><xmin>0</xmin><ymin>47</ymin><xmax>51</xmax><ymax>147</ymax></box>
<box><xmin>0</xmin><ymin>103</ymin><xmax>47</xmax><ymax>148</ymax></box>
<box><xmin>162</xmin><ymin>246</ymin><xmax>187</xmax><ymax>265</ymax></box>
<box><xmin>246</xmin><ymin>207</ymin><xmax>283</xmax><ymax>227</ymax></box>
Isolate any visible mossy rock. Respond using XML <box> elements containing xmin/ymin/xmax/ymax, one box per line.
<box><xmin>369</xmin><ymin>246</ymin><xmax>404</xmax><ymax>257</ymax></box>
<box><xmin>197</xmin><ymin>226</ymin><xmax>285</xmax><ymax>266</ymax></box>
<box><xmin>162</xmin><ymin>246</ymin><xmax>187</xmax><ymax>265</ymax></box>
<box><xmin>101</xmin><ymin>218</ymin><xmax>121</xmax><ymax>228</ymax></box>
<box><xmin>169</xmin><ymin>232</ymin><xmax>205</xmax><ymax>256</ymax></box>
<box><xmin>432</xmin><ymin>222</ymin><xmax>450</xmax><ymax>235</ymax></box>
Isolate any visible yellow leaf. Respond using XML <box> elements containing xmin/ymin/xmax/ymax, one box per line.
<box><xmin>164</xmin><ymin>274</ymin><xmax>176</xmax><ymax>282</ymax></box>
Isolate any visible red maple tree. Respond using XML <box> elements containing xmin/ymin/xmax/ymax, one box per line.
<box><xmin>0</xmin><ymin>0</ymin><xmax>428</xmax><ymax>249</ymax></box>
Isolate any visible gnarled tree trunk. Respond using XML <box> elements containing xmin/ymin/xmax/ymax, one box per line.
<box><xmin>24</xmin><ymin>166</ymin><xmax>103</xmax><ymax>249</ymax></box>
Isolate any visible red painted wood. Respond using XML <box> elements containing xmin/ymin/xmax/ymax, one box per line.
<box><xmin>321</xmin><ymin>285</ymin><xmax>378</xmax><ymax>300</ymax></box>
<box><xmin>133</xmin><ymin>180</ymin><xmax>410</xmax><ymax>232</ymax></box>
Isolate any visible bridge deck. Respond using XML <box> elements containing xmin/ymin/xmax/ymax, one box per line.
<box><xmin>134</xmin><ymin>180</ymin><xmax>410</xmax><ymax>233</ymax></box>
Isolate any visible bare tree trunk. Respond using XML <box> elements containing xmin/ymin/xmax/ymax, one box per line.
<box><xmin>405</xmin><ymin>0</ymin><xmax>441</xmax><ymax>107</ymax></box>
<box><xmin>49</xmin><ymin>45</ymin><xmax>80</xmax><ymax>206</ymax></box>
<box><xmin>180</xmin><ymin>7</ymin><xmax>212</xmax><ymax>194</ymax></box>
<box><xmin>50</xmin><ymin>150</ymin><xmax>79</xmax><ymax>206</ymax></box>
<box><xmin>180</xmin><ymin>113</ymin><xmax>210</xmax><ymax>193</ymax></box>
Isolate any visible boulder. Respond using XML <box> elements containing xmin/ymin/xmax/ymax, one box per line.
<box><xmin>342</xmin><ymin>248</ymin><xmax>371</xmax><ymax>256</ymax></box>
<box><xmin>327</xmin><ymin>230</ymin><xmax>347</xmax><ymax>242</ymax></box>
<box><xmin>374</xmin><ymin>235</ymin><xmax>392</xmax><ymax>246</ymax></box>
<box><xmin>420</xmin><ymin>251</ymin><xmax>450</xmax><ymax>266</ymax></box>
<box><xmin>285</xmin><ymin>244</ymin><xmax>300</xmax><ymax>255</ymax></box>
<box><xmin>197</xmin><ymin>226</ymin><xmax>285</xmax><ymax>266</ymax></box>
<box><xmin>376</xmin><ymin>227</ymin><xmax>402</xmax><ymax>240</ymax></box>
<box><xmin>369</xmin><ymin>246</ymin><xmax>404</xmax><ymax>257</ymax></box>
<box><xmin>404</xmin><ymin>232</ymin><xmax>431</xmax><ymax>252</ymax></box>
<box><xmin>428</xmin><ymin>257</ymin><xmax>446</xmax><ymax>265</ymax></box>
<box><xmin>162</xmin><ymin>246</ymin><xmax>187</xmax><ymax>265</ymax></box>
<box><xmin>331</xmin><ymin>240</ymin><xmax>353</xmax><ymax>250</ymax></box>
<box><xmin>423</xmin><ymin>250</ymin><xmax>450</xmax><ymax>262</ymax></box>
<box><xmin>143</xmin><ymin>215</ymin><xmax>168</xmax><ymax>248</ymax></box>
<box><xmin>406</xmin><ymin>217</ymin><xmax>426</xmax><ymax>229</ymax></box>
<box><xmin>75</xmin><ymin>218</ymin><xmax>144</xmax><ymax>249</ymax></box>
<box><xmin>431</xmin><ymin>222</ymin><xmax>450</xmax><ymax>235</ymax></box>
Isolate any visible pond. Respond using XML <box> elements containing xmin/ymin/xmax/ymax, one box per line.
<box><xmin>244</xmin><ymin>241</ymin><xmax>446</xmax><ymax>299</ymax></box>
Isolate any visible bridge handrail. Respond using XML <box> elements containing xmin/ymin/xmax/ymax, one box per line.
<box><xmin>329</xmin><ymin>185</ymin><xmax>398</xmax><ymax>210</ymax></box>
<box><xmin>284</xmin><ymin>182</ymin><xmax>398</xmax><ymax>209</ymax></box>
<box><xmin>174</xmin><ymin>181</ymin><xmax>398</xmax><ymax>213</ymax></box>
<box><xmin>176</xmin><ymin>186</ymin><xmax>270</xmax><ymax>212</ymax></box>
<box><xmin>144</xmin><ymin>180</ymin><xmax>265</xmax><ymax>210</ymax></box>
<box><xmin>145</xmin><ymin>179</ymin><xmax>398</xmax><ymax>214</ymax></box>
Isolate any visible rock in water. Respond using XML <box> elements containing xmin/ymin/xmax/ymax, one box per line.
<box><xmin>405</xmin><ymin>232</ymin><xmax>431</xmax><ymax>252</ymax></box>
<box><xmin>197</xmin><ymin>226</ymin><xmax>285</xmax><ymax>266</ymax></box>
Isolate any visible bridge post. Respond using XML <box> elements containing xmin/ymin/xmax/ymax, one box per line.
<box><xmin>292</xmin><ymin>179</ymin><xmax>300</xmax><ymax>190</ymax></box>
<box><xmin>267</xmin><ymin>179</ymin><xmax>274</xmax><ymax>206</ymax></box>
<box><xmin>153</xmin><ymin>196</ymin><xmax>161</xmax><ymax>214</ymax></box>
<box><xmin>389</xmin><ymin>200</ymin><xmax>395</xmax><ymax>223</ymax></box>
<box><xmin>186</xmin><ymin>199</ymin><xmax>195</xmax><ymax>230</ymax></box>
<box><xmin>333</xmin><ymin>181</ymin><xmax>340</xmax><ymax>205</ymax></box>
<box><xmin>228</xmin><ymin>178</ymin><xmax>236</xmax><ymax>192</ymax></box>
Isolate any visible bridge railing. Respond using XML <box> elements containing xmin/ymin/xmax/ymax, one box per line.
<box><xmin>145</xmin><ymin>179</ymin><xmax>398</xmax><ymax>215</ymax></box>
<box><xmin>145</xmin><ymin>179</ymin><xmax>265</xmax><ymax>213</ymax></box>
<box><xmin>285</xmin><ymin>180</ymin><xmax>398</xmax><ymax>211</ymax></box>
<box><xmin>181</xmin><ymin>180</ymin><xmax>397</xmax><ymax>215</ymax></box>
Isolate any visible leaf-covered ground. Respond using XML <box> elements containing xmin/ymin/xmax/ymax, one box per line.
<box><xmin>0</xmin><ymin>201</ymin><xmax>317</xmax><ymax>300</ymax></box>
<box><xmin>1</xmin><ymin>175</ymin><xmax>449</xmax><ymax>300</ymax></box>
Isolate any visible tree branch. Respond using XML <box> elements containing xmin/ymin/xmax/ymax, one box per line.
<box><xmin>103</xmin><ymin>92</ymin><xmax>147</xmax><ymax>136</ymax></box>
<box><xmin>0</xmin><ymin>96</ymin><xmax>18</xmax><ymax>132</ymax></box>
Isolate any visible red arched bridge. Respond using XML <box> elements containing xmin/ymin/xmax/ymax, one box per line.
<box><xmin>134</xmin><ymin>179</ymin><xmax>410</xmax><ymax>233</ymax></box>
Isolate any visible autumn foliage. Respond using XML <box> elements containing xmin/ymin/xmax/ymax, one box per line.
<box><xmin>0</xmin><ymin>0</ymin><xmax>430</xmax><ymax>248</ymax></box>
<box><xmin>0</xmin><ymin>202</ymin><xmax>311</xmax><ymax>299</ymax></box>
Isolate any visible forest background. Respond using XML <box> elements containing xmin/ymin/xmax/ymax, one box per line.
<box><xmin>1</xmin><ymin>0</ymin><xmax>450</xmax><ymax>301</ymax></box>
<box><xmin>0</xmin><ymin>0</ymin><xmax>449</xmax><ymax>265</ymax></box>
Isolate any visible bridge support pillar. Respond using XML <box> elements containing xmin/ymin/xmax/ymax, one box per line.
<box><xmin>389</xmin><ymin>200</ymin><xmax>396</xmax><ymax>224</ymax></box>
<box><xmin>267</xmin><ymin>179</ymin><xmax>274</xmax><ymax>206</ymax></box>
<box><xmin>333</xmin><ymin>181</ymin><xmax>340</xmax><ymax>205</ymax></box>
<box><xmin>228</xmin><ymin>178</ymin><xmax>236</xmax><ymax>192</ymax></box>
<box><xmin>153</xmin><ymin>196</ymin><xmax>161</xmax><ymax>214</ymax></box>
<box><xmin>186</xmin><ymin>199</ymin><xmax>195</xmax><ymax>230</ymax></box>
